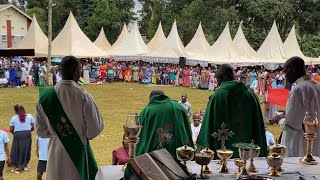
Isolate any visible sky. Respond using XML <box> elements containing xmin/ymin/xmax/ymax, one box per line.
<box><xmin>134</xmin><ymin>0</ymin><xmax>142</xmax><ymax>13</ymax></box>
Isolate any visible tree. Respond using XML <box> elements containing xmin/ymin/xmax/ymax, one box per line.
<box><xmin>26</xmin><ymin>7</ymin><xmax>48</xmax><ymax>34</ymax></box>
<box><xmin>0</xmin><ymin>0</ymin><xmax>9</xmax><ymax>4</ymax></box>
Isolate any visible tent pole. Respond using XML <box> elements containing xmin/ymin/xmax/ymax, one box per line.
<box><xmin>47</xmin><ymin>0</ymin><xmax>52</xmax><ymax>83</ymax></box>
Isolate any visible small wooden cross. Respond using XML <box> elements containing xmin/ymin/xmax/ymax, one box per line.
<box><xmin>212</xmin><ymin>122</ymin><xmax>235</xmax><ymax>150</ymax></box>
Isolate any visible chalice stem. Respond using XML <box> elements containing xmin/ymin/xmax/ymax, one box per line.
<box><xmin>128</xmin><ymin>143</ymin><xmax>136</xmax><ymax>159</ymax></box>
<box><xmin>307</xmin><ymin>140</ymin><xmax>313</xmax><ymax>155</ymax></box>
<box><xmin>200</xmin><ymin>165</ymin><xmax>204</xmax><ymax>178</ymax></box>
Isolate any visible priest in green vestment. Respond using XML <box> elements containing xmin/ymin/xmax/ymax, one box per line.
<box><xmin>197</xmin><ymin>64</ymin><xmax>267</xmax><ymax>158</ymax></box>
<box><xmin>136</xmin><ymin>90</ymin><xmax>194</xmax><ymax>158</ymax></box>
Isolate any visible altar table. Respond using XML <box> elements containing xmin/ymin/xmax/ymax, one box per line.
<box><xmin>95</xmin><ymin>157</ymin><xmax>320</xmax><ymax>180</ymax></box>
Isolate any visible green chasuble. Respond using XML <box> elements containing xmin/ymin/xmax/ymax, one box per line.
<box><xmin>197</xmin><ymin>80</ymin><xmax>267</xmax><ymax>158</ymax></box>
<box><xmin>136</xmin><ymin>95</ymin><xmax>194</xmax><ymax>158</ymax></box>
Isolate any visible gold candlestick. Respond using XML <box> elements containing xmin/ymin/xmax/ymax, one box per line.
<box><xmin>300</xmin><ymin>112</ymin><xmax>319</xmax><ymax>165</ymax></box>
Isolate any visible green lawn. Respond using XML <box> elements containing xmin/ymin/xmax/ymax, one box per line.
<box><xmin>0</xmin><ymin>83</ymin><xmax>281</xmax><ymax>179</ymax></box>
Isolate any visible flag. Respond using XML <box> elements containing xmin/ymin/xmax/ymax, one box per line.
<box><xmin>267</xmin><ymin>88</ymin><xmax>290</xmax><ymax>107</ymax></box>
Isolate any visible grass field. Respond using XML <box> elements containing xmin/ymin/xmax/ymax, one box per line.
<box><xmin>0</xmin><ymin>83</ymin><xmax>281</xmax><ymax>179</ymax></box>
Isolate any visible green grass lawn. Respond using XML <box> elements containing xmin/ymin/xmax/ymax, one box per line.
<box><xmin>0</xmin><ymin>83</ymin><xmax>281</xmax><ymax>179</ymax></box>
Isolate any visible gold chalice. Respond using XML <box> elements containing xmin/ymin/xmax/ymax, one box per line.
<box><xmin>195</xmin><ymin>153</ymin><xmax>211</xmax><ymax>179</ymax></box>
<box><xmin>268</xmin><ymin>140</ymin><xmax>286</xmax><ymax>171</ymax></box>
<box><xmin>216</xmin><ymin>147</ymin><xmax>233</xmax><ymax>174</ymax></box>
<box><xmin>232</xmin><ymin>143</ymin><xmax>258</xmax><ymax>179</ymax></box>
<box><xmin>267</xmin><ymin>152</ymin><xmax>283</xmax><ymax>176</ymax></box>
<box><xmin>234</xmin><ymin>158</ymin><xmax>244</xmax><ymax>175</ymax></box>
<box><xmin>200</xmin><ymin>147</ymin><xmax>214</xmax><ymax>176</ymax></box>
<box><xmin>176</xmin><ymin>145</ymin><xmax>195</xmax><ymax>174</ymax></box>
<box><xmin>248</xmin><ymin>144</ymin><xmax>260</xmax><ymax>173</ymax></box>
<box><xmin>300</xmin><ymin>112</ymin><xmax>319</xmax><ymax>165</ymax></box>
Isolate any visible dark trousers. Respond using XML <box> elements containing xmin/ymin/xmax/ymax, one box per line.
<box><xmin>0</xmin><ymin>160</ymin><xmax>5</xmax><ymax>180</ymax></box>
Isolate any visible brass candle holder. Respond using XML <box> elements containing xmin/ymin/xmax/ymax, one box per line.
<box><xmin>195</xmin><ymin>153</ymin><xmax>211</xmax><ymax>179</ymax></box>
<box><xmin>122</xmin><ymin>113</ymin><xmax>142</xmax><ymax>171</ymax></box>
<box><xmin>300</xmin><ymin>112</ymin><xmax>319</xmax><ymax>165</ymax></box>
<box><xmin>200</xmin><ymin>147</ymin><xmax>214</xmax><ymax>176</ymax></box>
<box><xmin>267</xmin><ymin>152</ymin><xmax>283</xmax><ymax>176</ymax></box>
<box><xmin>176</xmin><ymin>145</ymin><xmax>195</xmax><ymax>174</ymax></box>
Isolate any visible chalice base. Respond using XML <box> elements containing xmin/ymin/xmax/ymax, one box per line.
<box><xmin>247</xmin><ymin>166</ymin><xmax>259</xmax><ymax>173</ymax></box>
<box><xmin>268</xmin><ymin>170</ymin><xmax>281</xmax><ymax>177</ymax></box>
<box><xmin>238</xmin><ymin>168</ymin><xmax>249</xmax><ymax>178</ymax></box>
<box><xmin>218</xmin><ymin>163</ymin><xmax>229</xmax><ymax>174</ymax></box>
<box><xmin>203</xmin><ymin>170</ymin><xmax>213</xmax><ymax>176</ymax></box>
<box><xmin>300</xmin><ymin>154</ymin><xmax>318</xmax><ymax>165</ymax></box>
<box><xmin>197</xmin><ymin>174</ymin><xmax>210</xmax><ymax>179</ymax></box>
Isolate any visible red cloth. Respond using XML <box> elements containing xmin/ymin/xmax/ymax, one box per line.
<box><xmin>267</xmin><ymin>88</ymin><xmax>290</xmax><ymax>107</ymax></box>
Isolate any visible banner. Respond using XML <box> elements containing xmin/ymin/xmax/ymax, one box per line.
<box><xmin>267</xmin><ymin>88</ymin><xmax>290</xmax><ymax>107</ymax></box>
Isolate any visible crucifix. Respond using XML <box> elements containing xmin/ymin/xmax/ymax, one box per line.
<box><xmin>212</xmin><ymin>122</ymin><xmax>235</xmax><ymax>150</ymax></box>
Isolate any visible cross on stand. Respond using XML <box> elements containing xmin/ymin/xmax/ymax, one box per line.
<box><xmin>212</xmin><ymin>122</ymin><xmax>235</xmax><ymax>150</ymax></box>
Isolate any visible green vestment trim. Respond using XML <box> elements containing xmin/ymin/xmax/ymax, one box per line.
<box><xmin>39</xmin><ymin>87</ymin><xmax>98</xmax><ymax>180</ymax></box>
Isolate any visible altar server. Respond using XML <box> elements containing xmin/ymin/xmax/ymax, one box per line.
<box><xmin>282</xmin><ymin>56</ymin><xmax>320</xmax><ymax>157</ymax></box>
<box><xmin>36</xmin><ymin>56</ymin><xmax>104</xmax><ymax>180</ymax></box>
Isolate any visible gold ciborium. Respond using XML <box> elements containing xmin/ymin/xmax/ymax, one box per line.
<box><xmin>176</xmin><ymin>145</ymin><xmax>195</xmax><ymax>174</ymax></box>
<box><xmin>122</xmin><ymin>113</ymin><xmax>142</xmax><ymax>171</ymax></box>
<box><xmin>267</xmin><ymin>152</ymin><xmax>283</xmax><ymax>176</ymax></box>
<box><xmin>268</xmin><ymin>140</ymin><xmax>286</xmax><ymax>171</ymax></box>
<box><xmin>248</xmin><ymin>141</ymin><xmax>260</xmax><ymax>173</ymax></box>
<box><xmin>234</xmin><ymin>158</ymin><xmax>244</xmax><ymax>175</ymax></box>
<box><xmin>300</xmin><ymin>112</ymin><xmax>319</xmax><ymax>165</ymax></box>
<box><xmin>195</xmin><ymin>153</ymin><xmax>211</xmax><ymax>179</ymax></box>
<box><xmin>200</xmin><ymin>147</ymin><xmax>214</xmax><ymax>176</ymax></box>
<box><xmin>216</xmin><ymin>147</ymin><xmax>233</xmax><ymax>174</ymax></box>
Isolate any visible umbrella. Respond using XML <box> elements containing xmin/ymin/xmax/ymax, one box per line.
<box><xmin>267</xmin><ymin>88</ymin><xmax>290</xmax><ymax>107</ymax></box>
<box><xmin>13</xmin><ymin>56</ymin><xmax>24</xmax><ymax>62</ymax></box>
<box><xmin>51</xmin><ymin>58</ymin><xmax>62</xmax><ymax>63</ymax></box>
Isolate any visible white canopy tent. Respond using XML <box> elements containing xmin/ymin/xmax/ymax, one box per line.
<box><xmin>51</xmin><ymin>12</ymin><xmax>108</xmax><ymax>57</ymax></box>
<box><xmin>232</xmin><ymin>24</ymin><xmax>257</xmax><ymax>66</ymax></box>
<box><xmin>256</xmin><ymin>21</ymin><xmax>286</xmax><ymax>64</ymax></box>
<box><xmin>112</xmin><ymin>23</ymin><xmax>129</xmax><ymax>49</ymax></box>
<box><xmin>283</xmin><ymin>25</ymin><xmax>320</xmax><ymax>64</ymax></box>
<box><xmin>14</xmin><ymin>14</ymin><xmax>48</xmax><ymax>57</ymax></box>
<box><xmin>109</xmin><ymin>21</ymin><xmax>150</xmax><ymax>60</ymax></box>
<box><xmin>184</xmin><ymin>22</ymin><xmax>210</xmax><ymax>66</ymax></box>
<box><xmin>147</xmin><ymin>22</ymin><xmax>166</xmax><ymax>52</ymax></box>
<box><xmin>207</xmin><ymin>22</ymin><xmax>240</xmax><ymax>64</ymax></box>
<box><xmin>144</xmin><ymin>21</ymin><xmax>185</xmax><ymax>64</ymax></box>
<box><xmin>94</xmin><ymin>28</ymin><xmax>111</xmax><ymax>52</ymax></box>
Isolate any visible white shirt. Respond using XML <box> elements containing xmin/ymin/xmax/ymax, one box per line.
<box><xmin>265</xmin><ymin>131</ymin><xmax>275</xmax><ymax>147</ymax></box>
<box><xmin>179</xmin><ymin>101</ymin><xmax>192</xmax><ymax>116</ymax></box>
<box><xmin>37</xmin><ymin>136</ymin><xmax>50</xmax><ymax>161</ymax></box>
<box><xmin>10</xmin><ymin>114</ymin><xmax>35</xmax><ymax>132</ymax></box>
<box><xmin>36</xmin><ymin>80</ymin><xmax>104</xmax><ymax>180</ymax></box>
<box><xmin>0</xmin><ymin>130</ymin><xmax>9</xmax><ymax>161</ymax></box>
<box><xmin>191</xmin><ymin>124</ymin><xmax>201</xmax><ymax>143</ymax></box>
<box><xmin>0</xmin><ymin>78</ymin><xmax>8</xmax><ymax>84</ymax></box>
<box><xmin>282</xmin><ymin>76</ymin><xmax>320</xmax><ymax>157</ymax></box>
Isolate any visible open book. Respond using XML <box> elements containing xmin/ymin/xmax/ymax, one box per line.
<box><xmin>128</xmin><ymin>149</ymin><xmax>193</xmax><ymax>180</ymax></box>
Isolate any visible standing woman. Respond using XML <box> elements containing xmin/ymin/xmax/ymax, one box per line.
<box><xmin>9</xmin><ymin>104</ymin><xmax>34</xmax><ymax>173</ymax></box>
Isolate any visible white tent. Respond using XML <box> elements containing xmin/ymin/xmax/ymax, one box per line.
<box><xmin>207</xmin><ymin>22</ymin><xmax>240</xmax><ymax>64</ymax></box>
<box><xmin>94</xmin><ymin>28</ymin><xmax>111</xmax><ymax>52</ymax></box>
<box><xmin>145</xmin><ymin>20</ymin><xmax>185</xmax><ymax>64</ymax></box>
<box><xmin>51</xmin><ymin>12</ymin><xmax>107</xmax><ymax>57</ymax></box>
<box><xmin>184</xmin><ymin>22</ymin><xmax>210</xmax><ymax>66</ymax></box>
<box><xmin>112</xmin><ymin>23</ymin><xmax>129</xmax><ymax>48</ymax></box>
<box><xmin>14</xmin><ymin>14</ymin><xmax>48</xmax><ymax>57</ymax></box>
<box><xmin>256</xmin><ymin>21</ymin><xmax>286</xmax><ymax>64</ymax></box>
<box><xmin>147</xmin><ymin>22</ymin><xmax>166</xmax><ymax>52</ymax></box>
<box><xmin>232</xmin><ymin>24</ymin><xmax>257</xmax><ymax>65</ymax></box>
<box><xmin>283</xmin><ymin>25</ymin><xmax>320</xmax><ymax>64</ymax></box>
<box><xmin>109</xmin><ymin>21</ymin><xmax>150</xmax><ymax>60</ymax></box>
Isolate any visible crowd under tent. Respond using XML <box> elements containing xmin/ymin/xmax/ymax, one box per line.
<box><xmin>51</xmin><ymin>12</ymin><xmax>108</xmax><ymax>58</ymax></box>
<box><xmin>112</xmin><ymin>23</ymin><xmax>129</xmax><ymax>49</ymax></box>
<box><xmin>256</xmin><ymin>21</ymin><xmax>286</xmax><ymax>65</ymax></box>
<box><xmin>184</xmin><ymin>22</ymin><xmax>210</xmax><ymax>67</ymax></box>
<box><xmin>14</xmin><ymin>14</ymin><xmax>48</xmax><ymax>57</ymax></box>
<box><xmin>207</xmin><ymin>22</ymin><xmax>240</xmax><ymax>65</ymax></box>
<box><xmin>147</xmin><ymin>22</ymin><xmax>166</xmax><ymax>52</ymax></box>
<box><xmin>109</xmin><ymin>21</ymin><xmax>150</xmax><ymax>60</ymax></box>
<box><xmin>232</xmin><ymin>24</ymin><xmax>257</xmax><ymax>66</ymax></box>
<box><xmin>144</xmin><ymin>20</ymin><xmax>185</xmax><ymax>64</ymax></box>
<box><xmin>94</xmin><ymin>28</ymin><xmax>112</xmax><ymax>52</ymax></box>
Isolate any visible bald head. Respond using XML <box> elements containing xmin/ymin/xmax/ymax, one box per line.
<box><xmin>61</xmin><ymin>56</ymin><xmax>81</xmax><ymax>81</ymax></box>
<box><xmin>216</xmin><ymin>64</ymin><xmax>235</xmax><ymax>85</ymax></box>
<box><xmin>284</xmin><ymin>56</ymin><xmax>306</xmax><ymax>83</ymax></box>
<box><xmin>149</xmin><ymin>90</ymin><xmax>165</xmax><ymax>100</ymax></box>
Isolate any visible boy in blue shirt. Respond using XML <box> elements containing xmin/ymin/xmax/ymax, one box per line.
<box><xmin>0</xmin><ymin>130</ymin><xmax>10</xmax><ymax>179</ymax></box>
<box><xmin>36</xmin><ymin>136</ymin><xmax>49</xmax><ymax>180</ymax></box>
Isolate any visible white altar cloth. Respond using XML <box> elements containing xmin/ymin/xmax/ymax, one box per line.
<box><xmin>95</xmin><ymin>157</ymin><xmax>320</xmax><ymax>180</ymax></box>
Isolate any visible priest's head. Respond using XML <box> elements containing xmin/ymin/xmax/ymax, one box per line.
<box><xmin>216</xmin><ymin>64</ymin><xmax>235</xmax><ymax>86</ymax></box>
<box><xmin>149</xmin><ymin>90</ymin><xmax>165</xmax><ymax>100</ymax></box>
<box><xmin>61</xmin><ymin>56</ymin><xmax>81</xmax><ymax>82</ymax></box>
<box><xmin>284</xmin><ymin>56</ymin><xmax>306</xmax><ymax>84</ymax></box>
